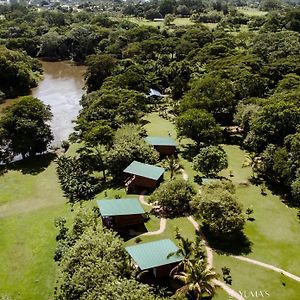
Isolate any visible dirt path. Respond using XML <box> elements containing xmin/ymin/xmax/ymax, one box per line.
<box><xmin>213</xmin><ymin>279</ymin><xmax>245</xmax><ymax>300</ymax></box>
<box><xmin>232</xmin><ymin>256</ymin><xmax>300</xmax><ymax>283</ymax></box>
<box><xmin>187</xmin><ymin>216</ymin><xmax>214</xmax><ymax>268</ymax></box>
<box><xmin>180</xmin><ymin>168</ymin><xmax>189</xmax><ymax>181</ymax></box>
<box><xmin>182</xmin><ymin>170</ymin><xmax>245</xmax><ymax>300</ymax></box>
<box><xmin>138</xmin><ymin>192</ymin><xmax>167</xmax><ymax>235</ymax></box>
<box><xmin>139</xmin><ymin>192</ymin><xmax>153</xmax><ymax>207</ymax></box>
<box><xmin>141</xmin><ymin>218</ymin><xmax>167</xmax><ymax>236</ymax></box>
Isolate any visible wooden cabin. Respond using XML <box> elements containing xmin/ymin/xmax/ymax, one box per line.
<box><xmin>145</xmin><ymin>136</ymin><xmax>177</xmax><ymax>157</ymax></box>
<box><xmin>97</xmin><ymin>198</ymin><xmax>145</xmax><ymax>229</ymax></box>
<box><xmin>126</xmin><ymin>239</ymin><xmax>183</xmax><ymax>279</ymax></box>
<box><xmin>123</xmin><ymin>161</ymin><xmax>165</xmax><ymax>191</ymax></box>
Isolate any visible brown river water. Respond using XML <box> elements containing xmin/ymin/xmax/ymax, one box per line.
<box><xmin>31</xmin><ymin>61</ymin><xmax>86</xmax><ymax>145</ymax></box>
<box><xmin>0</xmin><ymin>61</ymin><xmax>86</xmax><ymax>146</ymax></box>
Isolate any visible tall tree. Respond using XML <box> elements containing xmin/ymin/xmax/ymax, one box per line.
<box><xmin>0</xmin><ymin>96</ymin><xmax>53</xmax><ymax>159</ymax></box>
<box><xmin>148</xmin><ymin>179</ymin><xmax>196</xmax><ymax>217</ymax></box>
<box><xmin>192</xmin><ymin>182</ymin><xmax>245</xmax><ymax>239</ymax></box>
<box><xmin>193</xmin><ymin>146</ymin><xmax>228</xmax><ymax>177</ymax></box>
<box><xmin>85</xmin><ymin>54</ymin><xmax>117</xmax><ymax>92</ymax></box>
<box><xmin>176</xmin><ymin>109</ymin><xmax>222</xmax><ymax>149</ymax></box>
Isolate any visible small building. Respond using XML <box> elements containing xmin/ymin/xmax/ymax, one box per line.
<box><xmin>202</xmin><ymin>178</ymin><xmax>219</xmax><ymax>185</ymax></box>
<box><xmin>124</xmin><ymin>161</ymin><xmax>165</xmax><ymax>191</ymax></box>
<box><xmin>126</xmin><ymin>239</ymin><xmax>183</xmax><ymax>279</ymax></box>
<box><xmin>145</xmin><ymin>136</ymin><xmax>177</xmax><ymax>156</ymax></box>
<box><xmin>97</xmin><ymin>198</ymin><xmax>145</xmax><ymax>229</ymax></box>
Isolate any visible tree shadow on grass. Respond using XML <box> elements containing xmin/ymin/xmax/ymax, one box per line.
<box><xmin>118</xmin><ymin>223</ymin><xmax>148</xmax><ymax>242</ymax></box>
<box><xmin>203</xmin><ymin>227</ymin><xmax>253</xmax><ymax>256</ymax></box>
<box><xmin>180</xmin><ymin>143</ymin><xmax>199</xmax><ymax>161</ymax></box>
<box><xmin>7</xmin><ymin>153</ymin><xmax>57</xmax><ymax>175</ymax></box>
<box><xmin>0</xmin><ymin>165</ymin><xmax>8</xmax><ymax>176</ymax></box>
<box><xmin>263</xmin><ymin>179</ymin><xmax>300</xmax><ymax>209</ymax></box>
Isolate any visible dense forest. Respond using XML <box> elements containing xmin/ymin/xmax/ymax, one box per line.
<box><xmin>0</xmin><ymin>1</ymin><xmax>300</xmax><ymax>299</ymax></box>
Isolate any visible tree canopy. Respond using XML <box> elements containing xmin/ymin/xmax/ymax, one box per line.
<box><xmin>192</xmin><ymin>180</ymin><xmax>245</xmax><ymax>239</ymax></box>
<box><xmin>193</xmin><ymin>146</ymin><xmax>228</xmax><ymax>177</ymax></box>
<box><xmin>0</xmin><ymin>96</ymin><xmax>53</xmax><ymax>160</ymax></box>
<box><xmin>149</xmin><ymin>179</ymin><xmax>196</xmax><ymax>217</ymax></box>
<box><xmin>0</xmin><ymin>46</ymin><xmax>41</xmax><ymax>98</ymax></box>
<box><xmin>176</xmin><ymin>109</ymin><xmax>222</xmax><ymax>148</ymax></box>
<box><xmin>55</xmin><ymin>209</ymin><xmax>162</xmax><ymax>300</ymax></box>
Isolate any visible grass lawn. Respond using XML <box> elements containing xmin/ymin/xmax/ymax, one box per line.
<box><xmin>213</xmin><ymin>254</ymin><xmax>300</xmax><ymax>300</ymax></box>
<box><xmin>125</xmin><ymin>216</ymin><xmax>196</xmax><ymax>247</ymax></box>
<box><xmin>0</xmin><ymin>155</ymin><xmax>70</xmax><ymax>300</ymax></box>
<box><xmin>219</xmin><ymin>145</ymin><xmax>300</xmax><ymax>276</ymax></box>
<box><xmin>125</xmin><ymin>17</ymin><xmax>194</xmax><ymax>28</ymax></box>
<box><xmin>203</xmin><ymin>22</ymin><xmax>219</xmax><ymax>30</ymax></box>
<box><xmin>143</xmin><ymin>112</ymin><xmax>177</xmax><ymax>138</ymax></box>
<box><xmin>0</xmin><ymin>205</ymin><xmax>71</xmax><ymax>300</ymax></box>
<box><xmin>237</xmin><ymin>7</ymin><xmax>268</xmax><ymax>17</ymax></box>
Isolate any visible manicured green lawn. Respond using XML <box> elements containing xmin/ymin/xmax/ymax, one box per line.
<box><xmin>143</xmin><ymin>112</ymin><xmax>177</xmax><ymax>138</ymax></box>
<box><xmin>0</xmin><ymin>155</ymin><xmax>70</xmax><ymax>299</ymax></box>
<box><xmin>125</xmin><ymin>217</ymin><xmax>196</xmax><ymax>247</ymax></box>
<box><xmin>213</xmin><ymin>254</ymin><xmax>300</xmax><ymax>300</ymax></box>
<box><xmin>219</xmin><ymin>145</ymin><xmax>300</xmax><ymax>276</ymax></box>
<box><xmin>0</xmin><ymin>205</ymin><xmax>71</xmax><ymax>300</ymax></box>
<box><xmin>0</xmin><ymin>156</ymin><xmax>64</xmax><ymax>215</ymax></box>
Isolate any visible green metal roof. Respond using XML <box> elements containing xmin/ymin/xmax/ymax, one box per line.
<box><xmin>125</xmin><ymin>239</ymin><xmax>183</xmax><ymax>270</ymax></box>
<box><xmin>123</xmin><ymin>161</ymin><xmax>165</xmax><ymax>180</ymax></box>
<box><xmin>97</xmin><ymin>199</ymin><xmax>145</xmax><ymax>216</ymax></box>
<box><xmin>145</xmin><ymin>136</ymin><xmax>177</xmax><ymax>147</ymax></box>
<box><xmin>202</xmin><ymin>178</ymin><xmax>219</xmax><ymax>185</ymax></box>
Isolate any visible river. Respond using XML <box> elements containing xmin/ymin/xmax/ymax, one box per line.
<box><xmin>31</xmin><ymin>61</ymin><xmax>86</xmax><ymax>146</ymax></box>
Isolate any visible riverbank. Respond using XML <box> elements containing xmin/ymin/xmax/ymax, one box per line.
<box><xmin>0</xmin><ymin>61</ymin><xmax>86</xmax><ymax>145</ymax></box>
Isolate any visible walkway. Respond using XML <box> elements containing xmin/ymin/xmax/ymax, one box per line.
<box><xmin>182</xmin><ymin>170</ymin><xmax>245</xmax><ymax>300</ymax></box>
<box><xmin>139</xmin><ymin>192</ymin><xmax>167</xmax><ymax>236</ymax></box>
<box><xmin>232</xmin><ymin>256</ymin><xmax>300</xmax><ymax>283</ymax></box>
<box><xmin>187</xmin><ymin>216</ymin><xmax>245</xmax><ymax>300</ymax></box>
<box><xmin>141</xmin><ymin>218</ymin><xmax>167</xmax><ymax>236</ymax></box>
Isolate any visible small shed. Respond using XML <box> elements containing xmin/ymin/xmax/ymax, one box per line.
<box><xmin>97</xmin><ymin>198</ymin><xmax>145</xmax><ymax>228</ymax></box>
<box><xmin>124</xmin><ymin>161</ymin><xmax>165</xmax><ymax>190</ymax></box>
<box><xmin>145</xmin><ymin>136</ymin><xmax>177</xmax><ymax>156</ymax></box>
<box><xmin>202</xmin><ymin>178</ymin><xmax>219</xmax><ymax>185</ymax></box>
<box><xmin>126</xmin><ymin>239</ymin><xmax>183</xmax><ymax>279</ymax></box>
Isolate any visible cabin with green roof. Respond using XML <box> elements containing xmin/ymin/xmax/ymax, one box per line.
<box><xmin>145</xmin><ymin>136</ymin><xmax>177</xmax><ymax>156</ymax></box>
<box><xmin>126</xmin><ymin>239</ymin><xmax>183</xmax><ymax>279</ymax></box>
<box><xmin>97</xmin><ymin>198</ymin><xmax>145</xmax><ymax>229</ymax></box>
<box><xmin>123</xmin><ymin>161</ymin><xmax>165</xmax><ymax>191</ymax></box>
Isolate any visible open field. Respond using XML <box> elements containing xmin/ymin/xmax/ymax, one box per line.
<box><xmin>0</xmin><ymin>155</ymin><xmax>69</xmax><ymax>299</ymax></box>
<box><xmin>213</xmin><ymin>255</ymin><xmax>300</xmax><ymax>300</ymax></box>
<box><xmin>125</xmin><ymin>17</ymin><xmax>195</xmax><ymax>28</ymax></box>
<box><xmin>237</xmin><ymin>7</ymin><xmax>268</xmax><ymax>17</ymax></box>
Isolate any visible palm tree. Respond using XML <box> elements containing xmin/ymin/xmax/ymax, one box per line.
<box><xmin>174</xmin><ymin>260</ymin><xmax>219</xmax><ymax>300</ymax></box>
<box><xmin>168</xmin><ymin>230</ymin><xmax>206</xmax><ymax>276</ymax></box>
<box><xmin>163</xmin><ymin>155</ymin><xmax>182</xmax><ymax>179</ymax></box>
